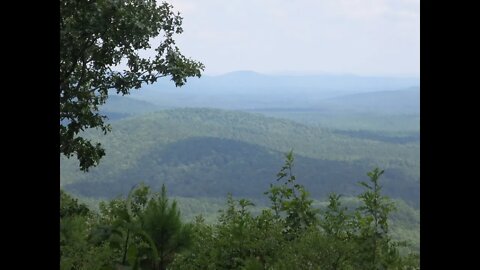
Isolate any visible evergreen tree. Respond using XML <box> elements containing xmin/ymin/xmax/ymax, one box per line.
<box><xmin>139</xmin><ymin>185</ymin><xmax>193</xmax><ymax>270</ymax></box>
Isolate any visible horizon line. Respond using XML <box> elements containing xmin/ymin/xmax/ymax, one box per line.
<box><xmin>202</xmin><ymin>70</ymin><xmax>420</xmax><ymax>78</ymax></box>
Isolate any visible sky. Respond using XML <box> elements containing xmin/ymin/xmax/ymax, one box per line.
<box><xmin>158</xmin><ymin>0</ymin><xmax>419</xmax><ymax>77</ymax></box>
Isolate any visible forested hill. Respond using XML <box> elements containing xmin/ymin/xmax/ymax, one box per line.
<box><xmin>100</xmin><ymin>95</ymin><xmax>159</xmax><ymax>121</ymax></box>
<box><xmin>103</xmin><ymin>85</ymin><xmax>419</xmax><ymax>134</ymax></box>
<box><xmin>61</xmin><ymin>108</ymin><xmax>419</xmax><ymax>206</ymax></box>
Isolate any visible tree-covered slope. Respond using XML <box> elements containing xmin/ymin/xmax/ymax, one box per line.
<box><xmin>99</xmin><ymin>95</ymin><xmax>160</xmax><ymax>121</ymax></box>
<box><xmin>248</xmin><ymin>87</ymin><xmax>420</xmax><ymax>133</ymax></box>
<box><xmin>61</xmin><ymin>108</ymin><xmax>419</xmax><ymax>205</ymax></box>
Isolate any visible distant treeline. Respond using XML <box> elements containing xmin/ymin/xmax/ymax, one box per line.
<box><xmin>332</xmin><ymin>130</ymin><xmax>419</xmax><ymax>144</ymax></box>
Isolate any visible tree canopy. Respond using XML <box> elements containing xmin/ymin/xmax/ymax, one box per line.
<box><xmin>60</xmin><ymin>154</ymin><xmax>419</xmax><ymax>269</ymax></box>
<box><xmin>60</xmin><ymin>0</ymin><xmax>204</xmax><ymax>171</ymax></box>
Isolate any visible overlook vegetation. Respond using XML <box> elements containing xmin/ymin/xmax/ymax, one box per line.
<box><xmin>60</xmin><ymin>1</ymin><xmax>419</xmax><ymax>268</ymax></box>
<box><xmin>61</xmin><ymin>154</ymin><xmax>419</xmax><ymax>269</ymax></box>
<box><xmin>61</xmin><ymin>106</ymin><xmax>420</xmax><ymax>267</ymax></box>
<box><xmin>61</xmin><ymin>76</ymin><xmax>420</xmax><ymax>269</ymax></box>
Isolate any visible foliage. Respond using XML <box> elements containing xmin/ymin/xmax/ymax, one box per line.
<box><xmin>317</xmin><ymin>193</ymin><xmax>356</xmax><ymax>269</ymax></box>
<box><xmin>60</xmin><ymin>154</ymin><xmax>419</xmax><ymax>269</ymax></box>
<box><xmin>139</xmin><ymin>185</ymin><xmax>193</xmax><ymax>270</ymax></box>
<box><xmin>60</xmin><ymin>190</ymin><xmax>116</xmax><ymax>269</ymax></box>
<box><xmin>60</xmin><ymin>189</ymin><xmax>90</xmax><ymax>218</ymax></box>
<box><xmin>169</xmin><ymin>216</ymin><xmax>217</xmax><ymax>269</ymax></box>
<box><xmin>350</xmin><ymin>168</ymin><xmax>415</xmax><ymax>269</ymax></box>
<box><xmin>265</xmin><ymin>150</ymin><xmax>317</xmax><ymax>237</ymax></box>
<box><xmin>171</xmin><ymin>154</ymin><xmax>419</xmax><ymax>269</ymax></box>
<box><xmin>60</xmin><ymin>0</ymin><xmax>204</xmax><ymax>171</ymax></box>
<box><xmin>66</xmin><ymin>184</ymin><xmax>192</xmax><ymax>270</ymax></box>
<box><xmin>171</xmin><ymin>196</ymin><xmax>285</xmax><ymax>270</ymax></box>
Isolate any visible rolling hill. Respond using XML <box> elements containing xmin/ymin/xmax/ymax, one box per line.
<box><xmin>247</xmin><ymin>87</ymin><xmax>419</xmax><ymax>133</ymax></box>
<box><xmin>100</xmin><ymin>95</ymin><xmax>160</xmax><ymax>121</ymax></box>
<box><xmin>61</xmin><ymin>108</ymin><xmax>419</xmax><ymax>206</ymax></box>
<box><xmin>104</xmin><ymin>74</ymin><xmax>419</xmax><ymax>134</ymax></box>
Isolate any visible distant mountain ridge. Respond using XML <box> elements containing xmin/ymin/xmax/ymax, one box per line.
<box><xmin>125</xmin><ymin>71</ymin><xmax>419</xmax><ymax>110</ymax></box>
<box><xmin>102</xmin><ymin>85</ymin><xmax>419</xmax><ymax>133</ymax></box>
<box><xmin>316</xmin><ymin>87</ymin><xmax>420</xmax><ymax>114</ymax></box>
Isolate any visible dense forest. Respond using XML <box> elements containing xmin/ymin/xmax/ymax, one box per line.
<box><xmin>61</xmin><ymin>153</ymin><xmax>419</xmax><ymax>269</ymax></box>
<box><xmin>60</xmin><ymin>107</ymin><xmax>420</xmax><ymax>268</ymax></box>
<box><xmin>61</xmin><ymin>108</ymin><xmax>419</xmax><ymax>206</ymax></box>
<box><xmin>60</xmin><ymin>0</ymin><xmax>419</xmax><ymax>269</ymax></box>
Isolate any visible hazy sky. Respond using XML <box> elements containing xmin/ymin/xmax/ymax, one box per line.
<box><xmin>160</xmin><ymin>0</ymin><xmax>419</xmax><ymax>76</ymax></box>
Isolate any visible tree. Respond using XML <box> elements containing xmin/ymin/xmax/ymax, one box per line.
<box><xmin>60</xmin><ymin>190</ymin><xmax>116</xmax><ymax>269</ymax></box>
<box><xmin>93</xmin><ymin>184</ymin><xmax>152</xmax><ymax>268</ymax></box>
<box><xmin>353</xmin><ymin>168</ymin><xmax>405</xmax><ymax>269</ymax></box>
<box><xmin>171</xmin><ymin>195</ymin><xmax>285</xmax><ymax>270</ymax></box>
<box><xmin>139</xmin><ymin>184</ymin><xmax>193</xmax><ymax>270</ymax></box>
<box><xmin>60</xmin><ymin>189</ymin><xmax>90</xmax><ymax>218</ymax></box>
<box><xmin>60</xmin><ymin>0</ymin><xmax>204</xmax><ymax>171</ymax></box>
<box><xmin>93</xmin><ymin>184</ymin><xmax>192</xmax><ymax>270</ymax></box>
<box><xmin>264</xmin><ymin>151</ymin><xmax>317</xmax><ymax>238</ymax></box>
<box><xmin>318</xmin><ymin>193</ymin><xmax>356</xmax><ymax>269</ymax></box>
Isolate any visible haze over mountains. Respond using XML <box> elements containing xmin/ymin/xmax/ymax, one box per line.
<box><xmin>61</xmin><ymin>71</ymin><xmax>420</xmax><ymax>252</ymax></box>
<box><xmin>62</xmin><ymin>72</ymin><xmax>419</xmax><ymax>209</ymax></box>
<box><xmin>102</xmin><ymin>71</ymin><xmax>419</xmax><ymax>134</ymax></box>
<box><xmin>124</xmin><ymin>71</ymin><xmax>419</xmax><ymax>111</ymax></box>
